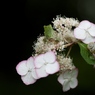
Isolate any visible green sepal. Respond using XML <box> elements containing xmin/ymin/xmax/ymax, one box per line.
<box><xmin>44</xmin><ymin>24</ymin><xmax>55</xmax><ymax>38</ymax></box>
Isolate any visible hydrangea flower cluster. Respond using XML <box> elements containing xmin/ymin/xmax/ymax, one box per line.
<box><xmin>16</xmin><ymin>15</ymin><xmax>95</xmax><ymax>92</ymax></box>
<box><xmin>74</xmin><ymin>20</ymin><xmax>95</xmax><ymax>44</ymax></box>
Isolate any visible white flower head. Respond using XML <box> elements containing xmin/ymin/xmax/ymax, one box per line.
<box><xmin>74</xmin><ymin>20</ymin><xmax>95</xmax><ymax>44</ymax></box>
<box><xmin>16</xmin><ymin>57</ymin><xmax>38</xmax><ymax>85</ymax></box>
<box><xmin>58</xmin><ymin>68</ymin><xmax>78</xmax><ymax>92</ymax></box>
<box><xmin>34</xmin><ymin>51</ymin><xmax>60</xmax><ymax>78</ymax></box>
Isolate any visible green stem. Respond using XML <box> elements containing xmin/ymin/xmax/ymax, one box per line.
<box><xmin>64</xmin><ymin>42</ymin><xmax>73</xmax><ymax>48</ymax></box>
<box><xmin>66</xmin><ymin>45</ymin><xmax>72</xmax><ymax>58</ymax></box>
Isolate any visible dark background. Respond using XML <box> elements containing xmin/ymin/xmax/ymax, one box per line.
<box><xmin>1</xmin><ymin>0</ymin><xmax>95</xmax><ymax>95</ymax></box>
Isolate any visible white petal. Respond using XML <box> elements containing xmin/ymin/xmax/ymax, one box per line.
<box><xmin>21</xmin><ymin>72</ymin><xmax>36</xmax><ymax>85</ymax></box>
<box><xmin>32</xmin><ymin>69</ymin><xmax>39</xmax><ymax>79</ymax></box>
<box><xmin>36</xmin><ymin>65</ymin><xmax>49</xmax><ymax>78</ymax></box>
<box><xmin>63</xmin><ymin>70</ymin><xmax>72</xmax><ymax>79</ymax></box>
<box><xmin>74</xmin><ymin>28</ymin><xmax>86</xmax><ymax>39</ymax></box>
<box><xmin>71</xmin><ymin>68</ymin><xmax>78</xmax><ymax>78</ymax></box>
<box><xmin>88</xmin><ymin>24</ymin><xmax>95</xmax><ymax>37</ymax></box>
<box><xmin>78</xmin><ymin>20</ymin><xmax>91</xmax><ymax>30</ymax></box>
<box><xmin>63</xmin><ymin>80</ymin><xmax>70</xmax><ymax>92</ymax></box>
<box><xmin>45</xmin><ymin>61</ymin><xmax>59</xmax><ymax>74</ymax></box>
<box><xmin>34</xmin><ymin>54</ymin><xmax>45</xmax><ymax>68</ymax></box>
<box><xmin>57</xmin><ymin>73</ymin><xmax>64</xmax><ymax>85</ymax></box>
<box><xmin>26</xmin><ymin>57</ymin><xmax>35</xmax><ymax>69</ymax></box>
<box><xmin>82</xmin><ymin>33</ymin><xmax>95</xmax><ymax>44</ymax></box>
<box><xmin>70</xmin><ymin>78</ymin><xmax>78</xmax><ymax>88</ymax></box>
<box><xmin>16</xmin><ymin>60</ymin><xmax>28</xmax><ymax>75</ymax></box>
<box><xmin>44</xmin><ymin>51</ymin><xmax>56</xmax><ymax>63</ymax></box>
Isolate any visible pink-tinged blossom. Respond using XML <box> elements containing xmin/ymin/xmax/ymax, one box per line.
<box><xmin>74</xmin><ymin>20</ymin><xmax>95</xmax><ymax>44</ymax></box>
<box><xmin>16</xmin><ymin>57</ymin><xmax>38</xmax><ymax>85</ymax></box>
<box><xmin>58</xmin><ymin>68</ymin><xmax>78</xmax><ymax>92</ymax></box>
<box><xmin>34</xmin><ymin>51</ymin><xmax>60</xmax><ymax>78</ymax></box>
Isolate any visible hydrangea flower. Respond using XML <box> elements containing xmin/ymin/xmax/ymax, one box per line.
<box><xmin>34</xmin><ymin>51</ymin><xmax>60</xmax><ymax>78</ymax></box>
<box><xmin>74</xmin><ymin>20</ymin><xmax>95</xmax><ymax>44</ymax></box>
<box><xmin>58</xmin><ymin>68</ymin><xmax>78</xmax><ymax>92</ymax></box>
<box><xmin>16</xmin><ymin>57</ymin><xmax>38</xmax><ymax>85</ymax></box>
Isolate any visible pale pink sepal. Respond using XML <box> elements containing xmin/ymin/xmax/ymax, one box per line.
<box><xmin>16</xmin><ymin>60</ymin><xmax>28</xmax><ymax>76</ymax></box>
<box><xmin>45</xmin><ymin>61</ymin><xmax>59</xmax><ymax>74</ymax></box>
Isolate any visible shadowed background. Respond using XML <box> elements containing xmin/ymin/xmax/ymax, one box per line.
<box><xmin>1</xmin><ymin>0</ymin><xmax>95</xmax><ymax>95</ymax></box>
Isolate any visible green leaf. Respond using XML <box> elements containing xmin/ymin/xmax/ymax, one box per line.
<box><xmin>78</xmin><ymin>42</ymin><xmax>95</xmax><ymax>65</ymax></box>
<box><xmin>44</xmin><ymin>24</ymin><xmax>55</xmax><ymax>38</ymax></box>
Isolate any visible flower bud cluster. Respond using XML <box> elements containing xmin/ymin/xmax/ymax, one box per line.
<box><xmin>52</xmin><ymin>16</ymin><xmax>79</xmax><ymax>43</ymax></box>
<box><xmin>57</xmin><ymin>55</ymin><xmax>75</xmax><ymax>72</ymax></box>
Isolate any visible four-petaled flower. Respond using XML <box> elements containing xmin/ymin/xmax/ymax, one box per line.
<box><xmin>58</xmin><ymin>68</ymin><xmax>78</xmax><ymax>92</ymax></box>
<box><xmin>74</xmin><ymin>20</ymin><xmax>95</xmax><ymax>44</ymax></box>
<box><xmin>16</xmin><ymin>57</ymin><xmax>38</xmax><ymax>85</ymax></box>
<box><xmin>34</xmin><ymin>51</ymin><xmax>60</xmax><ymax>78</ymax></box>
